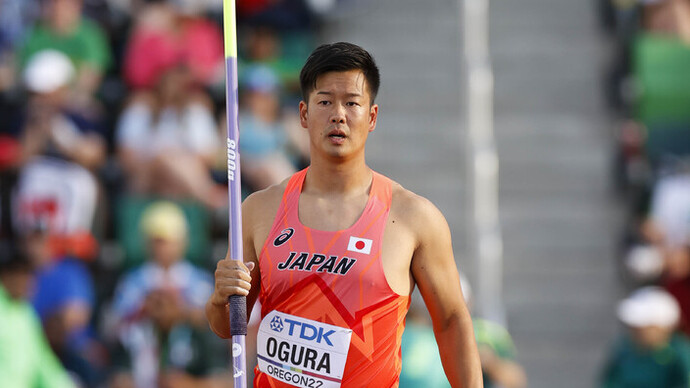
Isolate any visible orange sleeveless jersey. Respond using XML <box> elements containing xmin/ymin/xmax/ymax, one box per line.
<box><xmin>254</xmin><ymin>168</ymin><xmax>411</xmax><ymax>387</ymax></box>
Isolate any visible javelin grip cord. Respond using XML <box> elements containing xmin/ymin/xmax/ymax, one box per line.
<box><xmin>229</xmin><ymin>294</ymin><xmax>248</xmax><ymax>336</ymax></box>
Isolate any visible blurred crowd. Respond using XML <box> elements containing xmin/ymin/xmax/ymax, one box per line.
<box><xmin>0</xmin><ymin>0</ymin><xmax>529</xmax><ymax>387</ymax></box>
<box><xmin>598</xmin><ymin>0</ymin><xmax>690</xmax><ymax>386</ymax></box>
<box><xmin>10</xmin><ymin>0</ymin><xmax>690</xmax><ymax>387</ymax></box>
<box><xmin>0</xmin><ymin>0</ymin><xmax>326</xmax><ymax>386</ymax></box>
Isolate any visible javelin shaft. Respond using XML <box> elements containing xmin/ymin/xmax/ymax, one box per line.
<box><xmin>223</xmin><ymin>1</ymin><xmax>247</xmax><ymax>387</ymax></box>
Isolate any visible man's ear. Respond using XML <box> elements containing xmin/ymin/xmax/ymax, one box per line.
<box><xmin>368</xmin><ymin>104</ymin><xmax>378</xmax><ymax>132</ymax></box>
<box><xmin>299</xmin><ymin>101</ymin><xmax>309</xmax><ymax>129</ymax></box>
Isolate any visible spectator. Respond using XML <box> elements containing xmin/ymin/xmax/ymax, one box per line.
<box><xmin>643</xmin><ymin>172</ymin><xmax>690</xmax><ymax>255</ymax></box>
<box><xmin>238</xmin><ymin>65</ymin><xmax>306</xmax><ymax>191</ymax></box>
<box><xmin>631</xmin><ymin>173</ymin><xmax>690</xmax><ymax>335</ymax></box>
<box><xmin>107</xmin><ymin>201</ymin><xmax>229</xmax><ymax>388</ymax></box>
<box><xmin>0</xmin><ymin>242</ymin><xmax>76</xmax><ymax>388</ymax></box>
<box><xmin>19</xmin><ymin>0</ymin><xmax>112</xmax><ymax>112</ymax></box>
<box><xmin>19</xmin><ymin>225</ymin><xmax>102</xmax><ymax>387</ymax></box>
<box><xmin>641</xmin><ymin>0</ymin><xmax>690</xmax><ymax>41</ymax></box>
<box><xmin>600</xmin><ymin>286</ymin><xmax>690</xmax><ymax>387</ymax></box>
<box><xmin>122</xmin><ymin>1</ymin><xmax>224</xmax><ymax>90</ymax></box>
<box><xmin>14</xmin><ymin>50</ymin><xmax>103</xmax><ymax>251</ymax></box>
<box><xmin>240</xmin><ymin>26</ymin><xmax>302</xmax><ymax>95</ymax></box>
<box><xmin>18</xmin><ymin>50</ymin><xmax>106</xmax><ymax>171</ymax></box>
<box><xmin>115</xmin><ymin>63</ymin><xmax>226</xmax><ymax>208</ymax></box>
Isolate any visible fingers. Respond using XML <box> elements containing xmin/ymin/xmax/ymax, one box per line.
<box><xmin>211</xmin><ymin>258</ymin><xmax>255</xmax><ymax>304</ymax></box>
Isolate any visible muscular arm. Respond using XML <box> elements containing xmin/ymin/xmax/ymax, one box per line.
<box><xmin>409</xmin><ymin>198</ymin><xmax>483</xmax><ymax>388</ymax></box>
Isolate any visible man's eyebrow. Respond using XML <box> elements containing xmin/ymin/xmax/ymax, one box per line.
<box><xmin>315</xmin><ymin>91</ymin><xmax>363</xmax><ymax>97</ymax></box>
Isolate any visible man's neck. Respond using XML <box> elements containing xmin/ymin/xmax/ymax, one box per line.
<box><xmin>305</xmin><ymin>157</ymin><xmax>373</xmax><ymax>196</ymax></box>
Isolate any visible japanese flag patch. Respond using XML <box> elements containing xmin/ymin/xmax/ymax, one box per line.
<box><xmin>347</xmin><ymin>236</ymin><xmax>372</xmax><ymax>255</ymax></box>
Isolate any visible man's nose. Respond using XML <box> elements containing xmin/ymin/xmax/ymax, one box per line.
<box><xmin>330</xmin><ymin>105</ymin><xmax>346</xmax><ymax>124</ymax></box>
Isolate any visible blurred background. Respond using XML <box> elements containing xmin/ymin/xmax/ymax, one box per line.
<box><xmin>1</xmin><ymin>0</ymin><xmax>690</xmax><ymax>387</ymax></box>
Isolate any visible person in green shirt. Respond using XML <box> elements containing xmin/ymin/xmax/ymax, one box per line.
<box><xmin>19</xmin><ymin>0</ymin><xmax>111</xmax><ymax>110</ymax></box>
<box><xmin>0</xmin><ymin>244</ymin><xmax>75</xmax><ymax>388</ymax></box>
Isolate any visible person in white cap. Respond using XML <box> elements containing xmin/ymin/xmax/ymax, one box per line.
<box><xmin>14</xmin><ymin>49</ymin><xmax>104</xmax><ymax>241</ymax></box>
<box><xmin>20</xmin><ymin>49</ymin><xmax>106</xmax><ymax>171</ymax></box>
<box><xmin>600</xmin><ymin>286</ymin><xmax>690</xmax><ymax>388</ymax></box>
<box><xmin>18</xmin><ymin>0</ymin><xmax>111</xmax><ymax>110</ymax></box>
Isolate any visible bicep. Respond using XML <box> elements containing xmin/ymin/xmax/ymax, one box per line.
<box><xmin>410</xmin><ymin>204</ymin><xmax>468</xmax><ymax>330</ymax></box>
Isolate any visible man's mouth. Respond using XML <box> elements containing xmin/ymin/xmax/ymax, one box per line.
<box><xmin>328</xmin><ymin>129</ymin><xmax>347</xmax><ymax>139</ymax></box>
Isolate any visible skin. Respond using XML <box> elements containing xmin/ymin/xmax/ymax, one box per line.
<box><xmin>45</xmin><ymin>0</ymin><xmax>104</xmax><ymax>103</ymax></box>
<box><xmin>143</xmin><ymin>235</ymin><xmax>207</xmax><ymax>329</ymax></box>
<box><xmin>21</xmin><ymin>89</ymin><xmax>106</xmax><ymax>170</ymax></box>
<box><xmin>206</xmin><ymin>69</ymin><xmax>482</xmax><ymax>387</ymax></box>
<box><xmin>117</xmin><ymin>76</ymin><xmax>225</xmax><ymax>208</ymax></box>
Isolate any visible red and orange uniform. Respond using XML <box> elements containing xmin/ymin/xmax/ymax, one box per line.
<box><xmin>254</xmin><ymin>168</ymin><xmax>410</xmax><ymax>387</ymax></box>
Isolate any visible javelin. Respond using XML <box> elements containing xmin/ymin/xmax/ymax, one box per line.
<box><xmin>222</xmin><ymin>0</ymin><xmax>247</xmax><ymax>386</ymax></box>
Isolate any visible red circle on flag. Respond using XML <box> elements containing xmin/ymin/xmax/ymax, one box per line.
<box><xmin>355</xmin><ymin>240</ymin><xmax>365</xmax><ymax>250</ymax></box>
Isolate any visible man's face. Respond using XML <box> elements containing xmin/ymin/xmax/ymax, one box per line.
<box><xmin>299</xmin><ymin>70</ymin><xmax>378</xmax><ymax>161</ymax></box>
<box><xmin>46</xmin><ymin>0</ymin><xmax>82</xmax><ymax>31</ymax></box>
<box><xmin>148</xmin><ymin>236</ymin><xmax>185</xmax><ymax>268</ymax></box>
<box><xmin>631</xmin><ymin>325</ymin><xmax>674</xmax><ymax>349</ymax></box>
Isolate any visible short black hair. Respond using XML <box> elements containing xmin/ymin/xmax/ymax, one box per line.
<box><xmin>300</xmin><ymin>42</ymin><xmax>380</xmax><ymax>104</ymax></box>
<box><xmin>0</xmin><ymin>241</ymin><xmax>33</xmax><ymax>275</ymax></box>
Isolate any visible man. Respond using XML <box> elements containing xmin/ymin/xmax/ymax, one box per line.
<box><xmin>206</xmin><ymin>42</ymin><xmax>482</xmax><ymax>387</ymax></box>
<box><xmin>19</xmin><ymin>0</ymin><xmax>111</xmax><ymax>110</ymax></box>
<box><xmin>0</xmin><ymin>243</ymin><xmax>75</xmax><ymax>388</ymax></box>
<box><xmin>600</xmin><ymin>286</ymin><xmax>690</xmax><ymax>388</ymax></box>
<box><xmin>109</xmin><ymin>201</ymin><xmax>229</xmax><ymax>388</ymax></box>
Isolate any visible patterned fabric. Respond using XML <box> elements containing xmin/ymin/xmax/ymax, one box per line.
<box><xmin>254</xmin><ymin>168</ymin><xmax>410</xmax><ymax>387</ymax></box>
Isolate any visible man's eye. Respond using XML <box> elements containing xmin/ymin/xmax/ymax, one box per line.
<box><xmin>318</xmin><ymin>101</ymin><xmax>330</xmax><ymax>105</ymax></box>
<box><xmin>347</xmin><ymin>102</ymin><xmax>360</xmax><ymax>107</ymax></box>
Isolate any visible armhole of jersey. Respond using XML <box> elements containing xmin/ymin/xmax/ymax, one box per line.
<box><xmin>371</xmin><ymin>171</ymin><xmax>393</xmax><ymax>210</ymax></box>
<box><xmin>257</xmin><ymin>168</ymin><xmax>308</xmax><ymax>259</ymax></box>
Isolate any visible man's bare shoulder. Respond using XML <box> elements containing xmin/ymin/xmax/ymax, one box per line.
<box><xmin>242</xmin><ymin>178</ymin><xmax>289</xmax><ymax>219</ymax></box>
<box><xmin>389</xmin><ymin>179</ymin><xmax>449</xmax><ymax>233</ymax></box>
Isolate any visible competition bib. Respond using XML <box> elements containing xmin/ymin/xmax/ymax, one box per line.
<box><xmin>257</xmin><ymin>310</ymin><xmax>352</xmax><ymax>387</ymax></box>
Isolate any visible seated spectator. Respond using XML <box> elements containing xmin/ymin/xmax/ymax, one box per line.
<box><xmin>239</xmin><ymin>26</ymin><xmax>303</xmax><ymax>96</ymax></box>
<box><xmin>14</xmin><ymin>50</ymin><xmax>103</xmax><ymax>257</ymax></box>
<box><xmin>19</xmin><ymin>224</ymin><xmax>102</xmax><ymax>387</ymax></box>
<box><xmin>18</xmin><ymin>0</ymin><xmax>112</xmax><ymax>113</ymax></box>
<box><xmin>618</xmin><ymin>169</ymin><xmax>690</xmax><ymax>339</ymax></box>
<box><xmin>122</xmin><ymin>1</ymin><xmax>224</xmax><ymax>90</ymax></box>
<box><xmin>238</xmin><ymin>65</ymin><xmax>307</xmax><ymax>191</ymax></box>
<box><xmin>107</xmin><ymin>201</ymin><xmax>229</xmax><ymax>388</ymax></box>
<box><xmin>116</xmin><ymin>63</ymin><xmax>226</xmax><ymax>208</ymax></box>
<box><xmin>601</xmin><ymin>286</ymin><xmax>690</xmax><ymax>388</ymax></box>
<box><xmin>0</xmin><ymin>242</ymin><xmax>76</xmax><ymax>388</ymax></box>
<box><xmin>18</xmin><ymin>50</ymin><xmax>107</xmax><ymax>172</ymax></box>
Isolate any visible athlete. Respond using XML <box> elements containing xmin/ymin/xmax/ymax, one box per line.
<box><xmin>206</xmin><ymin>42</ymin><xmax>482</xmax><ymax>387</ymax></box>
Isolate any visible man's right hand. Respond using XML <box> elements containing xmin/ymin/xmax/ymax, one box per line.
<box><xmin>209</xmin><ymin>258</ymin><xmax>255</xmax><ymax>307</ymax></box>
